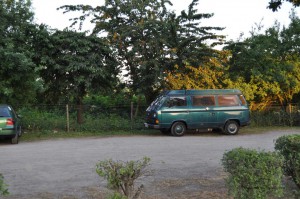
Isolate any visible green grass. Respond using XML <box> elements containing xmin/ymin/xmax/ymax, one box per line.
<box><xmin>19</xmin><ymin>126</ymin><xmax>300</xmax><ymax>142</ymax></box>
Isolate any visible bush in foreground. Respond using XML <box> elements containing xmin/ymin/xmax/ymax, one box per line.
<box><xmin>222</xmin><ymin>147</ymin><xmax>284</xmax><ymax>199</ymax></box>
<box><xmin>275</xmin><ymin>134</ymin><xmax>300</xmax><ymax>189</ymax></box>
<box><xmin>0</xmin><ymin>173</ymin><xmax>9</xmax><ymax>196</ymax></box>
<box><xmin>96</xmin><ymin>157</ymin><xmax>151</xmax><ymax>199</ymax></box>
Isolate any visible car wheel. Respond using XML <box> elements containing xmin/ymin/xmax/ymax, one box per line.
<box><xmin>171</xmin><ymin>122</ymin><xmax>186</xmax><ymax>136</ymax></box>
<box><xmin>224</xmin><ymin>120</ymin><xmax>239</xmax><ymax>135</ymax></box>
<box><xmin>11</xmin><ymin>133</ymin><xmax>19</xmax><ymax>144</ymax></box>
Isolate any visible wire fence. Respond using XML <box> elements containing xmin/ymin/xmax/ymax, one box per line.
<box><xmin>17</xmin><ymin>103</ymin><xmax>300</xmax><ymax>132</ymax></box>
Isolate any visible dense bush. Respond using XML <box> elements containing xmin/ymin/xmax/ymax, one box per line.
<box><xmin>275</xmin><ymin>134</ymin><xmax>300</xmax><ymax>189</ymax></box>
<box><xmin>96</xmin><ymin>157</ymin><xmax>151</xmax><ymax>199</ymax></box>
<box><xmin>0</xmin><ymin>174</ymin><xmax>9</xmax><ymax>196</ymax></box>
<box><xmin>222</xmin><ymin>147</ymin><xmax>284</xmax><ymax>199</ymax></box>
<box><xmin>18</xmin><ymin>106</ymin><xmax>145</xmax><ymax>132</ymax></box>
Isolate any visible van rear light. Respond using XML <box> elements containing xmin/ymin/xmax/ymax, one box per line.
<box><xmin>6</xmin><ymin>118</ymin><xmax>14</xmax><ymax>126</ymax></box>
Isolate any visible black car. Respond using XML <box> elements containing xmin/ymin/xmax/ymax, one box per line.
<box><xmin>0</xmin><ymin>105</ymin><xmax>22</xmax><ymax>144</ymax></box>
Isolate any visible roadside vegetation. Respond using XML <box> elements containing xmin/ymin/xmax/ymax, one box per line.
<box><xmin>222</xmin><ymin>134</ymin><xmax>300</xmax><ymax>199</ymax></box>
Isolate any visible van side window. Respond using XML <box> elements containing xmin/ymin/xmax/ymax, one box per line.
<box><xmin>167</xmin><ymin>97</ymin><xmax>187</xmax><ymax>107</ymax></box>
<box><xmin>192</xmin><ymin>96</ymin><xmax>215</xmax><ymax>106</ymax></box>
<box><xmin>239</xmin><ymin>95</ymin><xmax>247</xmax><ymax>105</ymax></box>
<box><xmin>218</xmin><ymin>95</ymin><xmax>240</xmax><ymax>106</ymax></box>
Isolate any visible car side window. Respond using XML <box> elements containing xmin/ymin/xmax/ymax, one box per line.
<box><xmin>218</xmin><ymin>95</ymin><xmax>240</xmax><ymax>106</ymax></box>
<box><xmin>192</xmin><ymin>96</ymin><xmax>215</xmax><ymax>106</ymax></box>
<box><xmin>165</xmin><ymin>96</ymin><xmax>187</xmax><ymax>107</ymax></box>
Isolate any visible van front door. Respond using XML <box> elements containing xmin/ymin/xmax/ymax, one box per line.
<box><xmin>160</xmin><ymin>96</ymin><xmax>189</xmax><ymax>129</ymax></box>
<box><xmin>189</xmin><ymin>95</ymin><xmax>217</xmax><ymax>128</ymax></box>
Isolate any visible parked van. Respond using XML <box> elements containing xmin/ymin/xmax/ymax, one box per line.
<box><xmin>144</xmin><ymin>89</ymin><xmax>250</xmax><ymax>136</ymax></box>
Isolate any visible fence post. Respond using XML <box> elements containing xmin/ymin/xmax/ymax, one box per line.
<box><xmin>66</xmin><ymin>104</ymin><xmax>70</xmax><ymax>132</ymax></box>
<box><xmin>131</xmin><ymin>102</ymin><xmax>134</xmax><ymax>129</ymax></box>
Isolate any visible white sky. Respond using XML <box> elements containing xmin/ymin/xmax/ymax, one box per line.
<box><xmin>31</xmin><ymin>0</ymin><xmax>300</xmax><ymax>41</ymax></box>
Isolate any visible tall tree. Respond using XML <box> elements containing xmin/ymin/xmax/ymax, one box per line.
<box><xmin>60</xmin><ymin>0</ymin><xmax>225</xmax><ymax>103</ymax></box>
<box><xmin>37</xmin><ymin>29</ymin><xmax>119</xmax><ymax>123</ymax></box>
<box><xmin>225</xmin><ymin>14</ymin><xmax>300</xmax><ymax>110</ymax></box>
<box><xmin>0</xmin><ymin>0</ymin><xmax>38</xmax><ymax>106</ymax></box>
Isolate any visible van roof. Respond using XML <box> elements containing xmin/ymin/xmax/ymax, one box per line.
<box><xmin>163</xmin><ymin>89</ymin><xmax>242</xmax><ymax>96</ymax></box>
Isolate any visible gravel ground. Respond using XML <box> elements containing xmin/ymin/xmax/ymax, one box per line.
<box><xmin>0</xmin><ymin>129</ymin><xmax>299</xmax><ymax>198</ymax></box>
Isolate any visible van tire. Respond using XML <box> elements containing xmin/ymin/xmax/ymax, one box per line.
<box><xmin>224</xmin><ymin>120</ymin><xmax>239</xmax><ymax>135</ymax></box>
<box><xmin>171</xmin><ymin>122</ymin><xmax>186</xmax><ymax>136</ymax></box>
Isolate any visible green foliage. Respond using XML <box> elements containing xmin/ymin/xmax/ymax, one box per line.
<box><xmin>0</xmin><ymin>174</ymin><xmax>9</xmax><ymax>196</ymax></box>
<box><xmin>60</xmin><ymin>0</ymin><xmax>224</xmax><ymax>104</ymax></box>
<box><xmin>225</xmin><ymin>15</ymin><xmax>300</xmax><ymax>110</ymax></box>
<box><xmin>275</xmin><ymin>134</ymin><xmax>300</xmax><ymax>189</ymax></box>
<box><xmin>96</xmin><ymin>157</ymin><xmax>151</xmax><ymax>199</ymax></box>
<box><xmin>268</xmin><ymin>0</ymin><xmax>300</xmax><ymax>11</ymax></box>
<box><xmin>0</xmin><ymin>0</ymin><xmax>39</xmax><ymax>106</ymax></box>
<box><xmin>37</xmin><ymin>29</ymin><xmax>119</xmax><ymax>105</ymax></box>
<box><xmin>222</xmin><ymin>147</ymin><xmax>284</xmax><ymax>199</ymax></box>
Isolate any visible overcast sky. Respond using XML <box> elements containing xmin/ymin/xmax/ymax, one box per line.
<box><xmin>31</xmin><ymin>0</ymin><xmax>300</xmax><ymax>41</ymax></box>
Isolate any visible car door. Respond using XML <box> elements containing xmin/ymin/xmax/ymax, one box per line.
<box><xmin>160</xmin><ymin>96</ymin><xmax>189</xmax><ymax>128</ymax></box>
<box><xmin>189</xmin><ymin>95</ymin><xmax>217</xmax><ymax>128</ymax></box>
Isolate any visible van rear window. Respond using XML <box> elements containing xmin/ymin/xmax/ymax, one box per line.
<box><xmin>218</xmin><ymin>95</ymin><xmax>240</xmax><ymax>106</ymax></box>
<box><xmin>192</xmin><ymin>96</ymin><xmax>215</xmax><ymax>106</ymax></box>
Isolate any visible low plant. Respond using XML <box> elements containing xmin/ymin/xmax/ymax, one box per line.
<box><xmin>96</xmin><ymin>157</ymin><xmax>151</xmax><ymax>199</ymax></box>
<box><xmin>0</xmin><ymin>173</ymin><xmax>9</xmax><ymax>196</ymax></box>
<box><xmin>222</xmin><ymin>147</ymin><xmax>284</xmax><ymax>199</ymax></box>
<box><xmin>275</xmin><ymin>134</ymin><xmax>300</xmax><ymax>189</ymax></box>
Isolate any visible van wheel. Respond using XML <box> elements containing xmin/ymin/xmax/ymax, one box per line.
<box><xmin>224</xmin><ymin>120</ymin><xmax>239</xmax><ymax>135</ymax></box>
<box><xmin>171</xmin><ymin>122</ymin><xmax>186</xmax><ymax>136</ymax></box>
<box><xmin>11</xmin><ymin>133</ymin><xmax>19</xmax><ymax>144</ymax></box>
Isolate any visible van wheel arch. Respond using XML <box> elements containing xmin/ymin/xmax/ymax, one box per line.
<box><xmin>171</xmin><ymin>121</ymin><xmax>187</xmax><ymax>136</ymax></box>
<box><xmin>224</xmin><ymin>120</ymin><xmax>240</xmax><ymax>135</ymax></box>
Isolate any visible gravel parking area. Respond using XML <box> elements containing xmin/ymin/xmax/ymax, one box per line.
<box><xmin>0</xmin><ymin>129</ymin><xmax>299</xmax><ymax>198</ymax></box>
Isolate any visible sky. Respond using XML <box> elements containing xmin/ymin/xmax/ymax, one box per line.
<box><xmin>31</xmin><ymin>0</ymin><xmax>300</xmax><ymax>41</ymax></box>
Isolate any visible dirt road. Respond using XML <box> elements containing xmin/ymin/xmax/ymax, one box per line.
<box><xmin>0</xmin><ymin>129</ymin><xmax>298</xmax><ymax>198</ymax></box>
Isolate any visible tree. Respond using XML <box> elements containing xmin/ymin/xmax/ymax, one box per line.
<box><xmin>0</xmin><ymin>0</ymin><xmax>38</xmax><ymax>106</ymax></box>
<box><xmin>165</xmin><ymin>50</ymin><xmax>229</xmax><ymax>90</ymax></box>
<box><xmin>60</xmin><ymin>0</ymin><xmax>225</xmax><ymax>104</ymax></box>
<box><xmin>268</xmin><ymin>0</ymin><xmax>300</xmax><ymax>11</ymax></box>
<box><xmin>37</xmin><ymin>29</ymin><xmax>119</xmax><ymax>123</ymax></box>
<box><xmin>225</xmin><ymin>14</ymin><xmax>300</xmax><ymax>110</ymax></box>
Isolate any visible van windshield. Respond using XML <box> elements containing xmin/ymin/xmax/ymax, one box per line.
<box><xmin>146</xmin><ymin>95</ymin><xmax>166</xmax><ymax>111</ymax></box>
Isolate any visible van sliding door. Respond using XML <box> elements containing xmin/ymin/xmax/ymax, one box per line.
<box><xmin>189</xmin><ymin>95</ymin><xmax>217</xmax><ymax>129</ymax></box>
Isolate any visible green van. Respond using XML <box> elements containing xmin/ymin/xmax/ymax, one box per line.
<box><xmin>144</xmin><ymin>89</ymin><xmax>250</xmax><ymax>136</ymax></box>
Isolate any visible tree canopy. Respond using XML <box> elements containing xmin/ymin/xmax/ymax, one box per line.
<box><xmin>268</xmin><ymin>0</ymin><xmax>300</xmax><ymax>11</ymax></box>
<box><xmin>0</xmin><ymin>0</ymin><xmax>38</xmax><ymax>106</ymax></box>
<box><xmin>60</xmin><ymin>0</ymin><xmax>225</xmax><ymax>103</ymax></box>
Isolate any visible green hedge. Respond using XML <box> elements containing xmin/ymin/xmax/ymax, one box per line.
<box><xmin>275</xmin><ymin>134</ymin><xmax>300</xmax><ymax>189</ymax></box>
<box><xmin>222</xmin><ymin>147</ymin><xmax>284</xmax><ymax>199</ymax></box>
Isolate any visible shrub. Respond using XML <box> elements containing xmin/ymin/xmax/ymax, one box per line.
<box><xmin>222</xmin><ymin>147</ymin><xmax>284</xmax><ymax>199</ymax></box>
<box><xmin>96</xmin><ymin>157</ymin><xmax>151</xmax><ymax>199</ymax></box>
<box><xmin>275</xmin><ymin>134</ymin><xmax>300</xmax><ymax>189</ymax></box>
<box><xmin>0</xmin><ymin>174</ymin><xmax>9</xmax><ymax>196</ymax></box>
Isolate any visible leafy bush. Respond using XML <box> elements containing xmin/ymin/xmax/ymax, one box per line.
<box><xmin>96</xmin><ymin>157</ymin><xmax>151</xmax><ymax>199</ymax></box>
<box><xmin>0</xmin><ymin>174</ymin><xmax>9</xmax><ymax>196</ymax></box>
<box><xmin>275</xmin><ymin>134</ymin><xmax>300</xmax><ymax>189</ymax></box>
<box><xmin>222</xmin><ymin>147</ymin><xmax>284</xmax><ymax>199</ymax></box>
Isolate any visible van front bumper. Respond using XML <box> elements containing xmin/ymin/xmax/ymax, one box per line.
<box><xmin>144</xmin><ymin>123</ymin><xmax>160</xmax><ymax>129</ymax></box>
